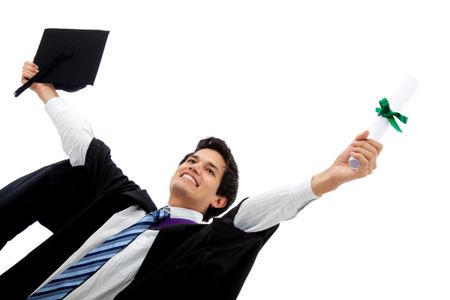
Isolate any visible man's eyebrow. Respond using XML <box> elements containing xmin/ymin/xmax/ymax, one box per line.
<box><xmin>207</xmin><ymin>161</ymin><xmax>220</xmax><ymax>172</ymax></box>
<box><xmin>189</xmin><ymin>154</ymin><xmax>220</xmax><ymax>171</ymax></box>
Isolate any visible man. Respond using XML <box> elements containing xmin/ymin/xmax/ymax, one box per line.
<box><xmin>0</xmin><ymin>62</ymin><xmax>382</xmax><ymax>299</ymax></box>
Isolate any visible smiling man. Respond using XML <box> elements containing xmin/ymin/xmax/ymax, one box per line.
<box><xmin>170</xmin><ymin>148</ymin><xmax>232</xmax><ymax>219</ymax></box>
<box><xmin>0</xmin><ymin>62</ymin><xmax>382</xmax><ymax>300</ymax></box>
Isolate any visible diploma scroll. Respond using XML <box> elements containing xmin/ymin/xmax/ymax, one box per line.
<box><xmin>348</xmin><ymin>77</ymin><xmax>419</xmax><ymax>169</ymax></box>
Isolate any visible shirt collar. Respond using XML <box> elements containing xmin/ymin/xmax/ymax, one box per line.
<box><xmin>168</xmin><ymin>206</ymin><xmax>204</xmax><ymax>224</ymax></box>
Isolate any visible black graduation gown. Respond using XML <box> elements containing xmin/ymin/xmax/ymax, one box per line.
<box><xmin>0</xmin><ymin>139</ymin><xmax>278</xmax><ymax>300</ymax></box>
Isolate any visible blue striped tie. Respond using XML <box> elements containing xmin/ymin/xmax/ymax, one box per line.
<box><xmin>28</xmin><ymin>208</ymin><xmax>170</xmax><ymax>300</ymax></box>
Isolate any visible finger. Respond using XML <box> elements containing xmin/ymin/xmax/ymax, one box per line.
<box><xmin>367</xmin><ymin>139</ymin><xmax>383</xmax><ymax>154</ymax></box>
<box><xmin>354</xmin><ymin>130</ymin><xmax>369</xmax><ymax>141</ymax></box>
<box><xmin>353</xmin><ymin>139</ymin><xmax>383</xmax><ymax>157</ymax></box>
<box><xmin>23</xmin><ymin>63</ymin><xmax>39</xmax><ymax>74</ymax></box>
<box><xmin>352</xmin><ymin>140</ymin><xmax>381</xmax><ymax>172</ymax></box>
<box><xmin>23</xmin><ymin>61</ymin><xmax>39</xmax><ymax>73</ymax></box>
<box><xmin>23</xmin><ymin>61</ymin><xmax>39</xmax><ymax>70</ymax></box>
<box><xmin>353</xmin><ymin>131</ymin><xmax>383</xmax><ymax>153</ymax></box>
<box><xmin>23</xmin><ymin>68</ymin><xmax>38</xmax><ymax>77</ymax></box>
<box><xmin>22</xmin><ymin>70</ymin><xmax>38</xmax><ymax>83</ymax></box>
<box><xmin>22</xmin><ymin>63</ymin><xmax>39</xmax><ymax>80</ymax></box>
<box><xmin>350</xmin><ymin>151</ymin><xmax>370</xmax><ymax>176</ymax></box>
<box><xmin>351</xmin><ymin>146</ymin><xmax>376</xmax><ymax>172</ymax></box>
<box><xmin>352</xmin><ymin>140</ymin><xmax>378</xmax><ymax>155</ymax></box>
<box><xmin>343</xmin><ymin>130</ymin><xmax>369</xmax><ymax>155</ymax></box>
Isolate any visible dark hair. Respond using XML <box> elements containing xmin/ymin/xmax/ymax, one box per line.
<box><xmin>179</xmin><ymin>137</ymin><xmax>239</xmax><ymax>221</ymax></box>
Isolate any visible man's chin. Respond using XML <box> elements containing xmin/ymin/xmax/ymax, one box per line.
<box><xmin>170</xmin><ymin>183</ymin><xmax>197</xmax><ymax>202</ymax></box>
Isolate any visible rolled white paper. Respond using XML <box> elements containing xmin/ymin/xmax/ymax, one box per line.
<box><xmin>348</xmin><ymin>76</ymin><xmax>419</xmax><ymax>169</ymax></box>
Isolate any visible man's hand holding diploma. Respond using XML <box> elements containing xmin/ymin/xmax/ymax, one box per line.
<box><xmin>349</xmin><ymin>77</ymin><xmax>419</xmax><ymax>169</ymax></box>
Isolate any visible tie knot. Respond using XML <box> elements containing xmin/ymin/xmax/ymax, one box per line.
<box><xmin>153</xmin><ymin>207</ymin><xmax>171</xmax><ymax>219</ymax></box>
<box><xmin>146</xmin><ymin>207</ymin><xmax>170</xmax><ymax>225</ymax></box>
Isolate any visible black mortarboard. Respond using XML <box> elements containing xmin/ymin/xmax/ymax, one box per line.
<box><xmin>15</xmin><ymin>28</ymin><xmax>109</xmax><ymax>97</ymax></box>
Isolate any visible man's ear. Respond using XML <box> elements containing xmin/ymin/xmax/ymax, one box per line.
<box><xmin>211</xmin><ymin>196</ymin><xmax>228</xmax><ymax>209</ymax></box>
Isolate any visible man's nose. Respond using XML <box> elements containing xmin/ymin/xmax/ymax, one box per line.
<box><xmin>188</xmin><ymin>164</ymin><xmax>200</xmax><ymax>174</ymax></box>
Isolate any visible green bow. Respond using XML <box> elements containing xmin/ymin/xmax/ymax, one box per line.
<box><xmin>375</xmin><ymin>98</ymin><xmax>408</xmax><ymax>133</ymax></box>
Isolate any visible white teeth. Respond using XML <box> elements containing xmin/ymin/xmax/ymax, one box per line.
<box><xmin>182</xmin><ymin>174</ymin><xmax>198</xmax><ymax>187</ymax></box>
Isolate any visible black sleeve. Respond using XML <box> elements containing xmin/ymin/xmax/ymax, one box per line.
<box><xmin>83</xmin><ymin>138</ymin><xmax>141</xmax><ymax>200</ymax></box>
<box><xmin>0</xmin><ymin>160</ymin><xmax>79</xmax><ymax>250</ymax></box>
<box><xmin>0</xmin><ymin>138</ymin><xmax>140</xmax><ymax>250</ymax></box>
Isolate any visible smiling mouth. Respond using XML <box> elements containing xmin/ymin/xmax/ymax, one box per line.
<box><xmin>181</xmin><ymin>173</ymin><xmax>199</xmax><ymax>187</ymax></box>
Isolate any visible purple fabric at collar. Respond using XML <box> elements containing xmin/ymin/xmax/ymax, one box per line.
<box><xmin>151</xmin><ymin>217</ymin><xmax>198</xmax><ymax>230</ymax></box>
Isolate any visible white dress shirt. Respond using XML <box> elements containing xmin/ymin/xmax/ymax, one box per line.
<box><xmin>37</xmin><ymin>97</ymin><xmax>319</xmax><ymax>299</ymax></box>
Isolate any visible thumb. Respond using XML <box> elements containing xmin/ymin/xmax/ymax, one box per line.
<box><xmin>355</xmin><ymin>130</ymin><xmax>369</xmax><ymax>141</ymax></box>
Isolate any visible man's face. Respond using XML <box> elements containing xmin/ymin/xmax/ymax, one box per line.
<box><xmin>169</xmin><ymin>148</ymin><xmax>228</xmax><ymax>214</ymax></box>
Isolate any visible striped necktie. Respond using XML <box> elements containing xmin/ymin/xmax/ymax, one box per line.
<box><xmin>28</xmin><ymin>208</ymin><xmax>170</xmax><ymax>300</ymax></box>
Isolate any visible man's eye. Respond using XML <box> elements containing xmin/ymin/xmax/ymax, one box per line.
<box><xmin>187</xmin><ymin>159</ymin><xmax>196</xmax><ymax>164</ymax></box>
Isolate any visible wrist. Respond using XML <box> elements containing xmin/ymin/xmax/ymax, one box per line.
<box><xmin>34</xmin><ymin>84</ymin><xmax>58</xmax><ymax>103</ymax></box>
<box><xmin>311</xmin><ymin>169</ymin><xmax>341</xmax><ymax>197</ymax></box>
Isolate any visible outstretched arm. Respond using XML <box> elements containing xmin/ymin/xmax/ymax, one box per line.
<box><xmin>22</xmin><ymin>62</ymin><xmax>94</xmax><ymax>166</ymax></box>
<box><xmin>234</xmin><ymin>130</ymin><xmax>382</xmax><ymax>232</ymax></box>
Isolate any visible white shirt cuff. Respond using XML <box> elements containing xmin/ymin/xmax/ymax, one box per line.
<box><xmin>289</xmin><ymin>177</ymin><xmax>320</xmax><ymax>205</ymax></box>
<box><xmin>45</xmin><ymin>97</ymin><xmax>69</xmax><ymax>120</ymax></box>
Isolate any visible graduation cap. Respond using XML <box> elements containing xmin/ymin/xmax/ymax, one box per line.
<box><xmin>14</xmin><ymin>28</ymin><xmax>109</xmax><ymax>97</ymax></box>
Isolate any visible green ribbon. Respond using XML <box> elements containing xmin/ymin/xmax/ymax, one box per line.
<box><xmin>375</xmin><ymin>98</ymin><xmax>408</xmax><ymax>133</ymax></box>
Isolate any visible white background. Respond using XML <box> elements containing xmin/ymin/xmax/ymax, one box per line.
<box><xmin>1</xmin><ymin>1</ymin><xmax>449</xmax><ymax>299</ymax></box>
